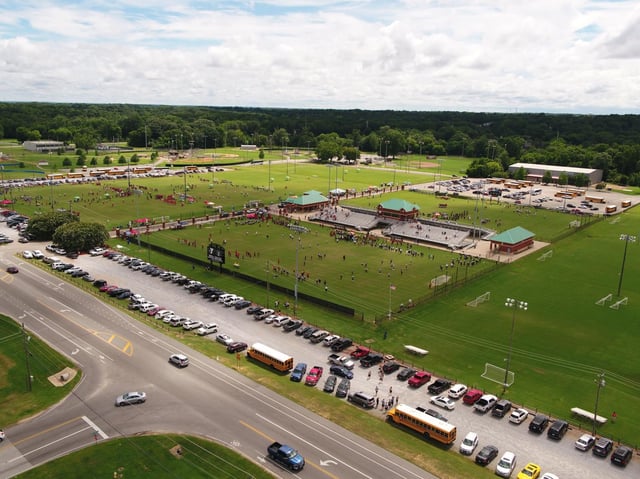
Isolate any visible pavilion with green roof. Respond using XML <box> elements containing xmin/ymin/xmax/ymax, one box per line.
<box><xmin>376</xmin><ymin>198</ymin><xmax>420</xmax><ymax>221</ymax></box>
<box><xmin>282</xmin><ymin>190</ymin><xmax>329</xmax><ymax>212</ymax></box>
<box><xmin>489</xmin><ymin>226</ymin><xmax>535</xmax><ymax>254</ymax></box>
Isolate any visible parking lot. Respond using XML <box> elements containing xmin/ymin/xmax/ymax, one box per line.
<box><xmin>46</xmin><ymin>250</ymin><xmax>639</xmax><ymax>478</ymax></box>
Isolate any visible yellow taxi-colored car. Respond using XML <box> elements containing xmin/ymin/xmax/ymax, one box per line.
<box><xmin>517</xmin><ymin>463</ymin><xmax>541</xmax><ymax>479</ymax></box>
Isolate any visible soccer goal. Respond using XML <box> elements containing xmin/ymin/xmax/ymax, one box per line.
<box><xmin>467</xmin><ymin>291</ymin><xmax>491</xmax><ymax>307</ymax></box>
<box><xmin>610</xmin><ymin>297</ymin><xmax>628</xmax><ymax>310</ymax></box>
<box><xmin>537</xmin><ymin>250</ymin><xmax>553</xmax><ymax>262</ymax></box>
<box><xmin>481</xmin><ymin>363</ymin><xmax>514</xmax><ymax>387</ymax></box>
<box><xmin>595</xmin><ymin>293</ymin><xmax>612</xmax><ymax>306</ymax></box>
<box><xmin>429</xmin><ymin>274</ymin><xmax>450</xmax><ymax>288</ymax></box>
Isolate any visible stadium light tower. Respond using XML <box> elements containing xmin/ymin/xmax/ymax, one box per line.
<box><xmin>503</xmin><ymin>298</ymin><xmax>527</xmax><ymax>392</ymax></box>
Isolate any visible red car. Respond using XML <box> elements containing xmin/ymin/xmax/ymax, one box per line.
<box><xmin>305</xmin><ymin>366</ymin><xmax>323</xmax><ymax>386</ymax></box>
<box><xmin>100</xmin><ymin>284</ymin><xmax>117</xmax><ymax>292</ymax></box>
<box><xmin>408</xmin><ymin>371</ymin><xmax>432</xmax><ymax>388</ymax></box>
<box><xmin>350</xmin><ymin>346</ymin><xmax>370</xmax><ymax>359</ymax></box>
<box><xmin>463</xmin><ymin>388</ymin><xmax>483</xmax><ymax>405</ymax></box>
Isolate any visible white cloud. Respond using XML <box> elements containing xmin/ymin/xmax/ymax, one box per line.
<box><xmin>0</xmin><ymin>0</ymin><xmax>638</xmax><ymax>112</ymax></box>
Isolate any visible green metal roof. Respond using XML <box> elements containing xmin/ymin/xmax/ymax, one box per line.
<box><xmin>379</xmin><ymin>199</ymin><xmax>420</xmax><ymax>212</ymax></box>
<box><xmin>491</xmin><ymin>226</ymin><xmax>535</xmax><ymax>244</ymax></box>
<box><xmin>285</xmin><ymin>192</ymin><xmax>328</xmax><ymax>205</ymax></box>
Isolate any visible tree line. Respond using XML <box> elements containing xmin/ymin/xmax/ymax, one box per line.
<box><xmin>2</xmin><ymin>103</ymin><xmax>640</xmax><ymax>185</ymax></box>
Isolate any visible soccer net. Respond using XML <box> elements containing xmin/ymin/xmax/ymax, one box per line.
<box><xmin>481</xmin><ymin>363</ymin><xmax>514</xmax><ymax>387</ymax></box>
<box><xmin>467</xmin><ymin>291</ymin><xmax>491</xmax><ymax>307</ymax></box>
<box><xmin>537</xmin><ymin>250</ymin><xmax>553</xmax><ymax>261</ymax></box>
<box><xmin>429</xmin><ymin>274</ymin><xmax>450</xmax><ymax>288</ymax></box>
<box><xmin>595</xmin><ymin>293</ymin><xmax>612</xmax><ymax>306</ymax></box>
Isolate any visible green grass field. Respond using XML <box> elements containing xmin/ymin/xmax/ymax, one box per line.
<box><xmin>14</xmin><ymin>434</ymin><xmax>277</xmax><ymax>479</ymax></box>
<box><xmin>0</xmin><ymin>316</ymin><xmax>80</xmax><ymax>427</ymax></box>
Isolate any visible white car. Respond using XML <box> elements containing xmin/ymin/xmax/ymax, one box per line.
<box><xmin>22</xmin><ymin>250</ymin><xmax>33</xmax><ymax>259</ymax></box>
<box><xmin>264</xmin><ymin>314</ymin><xmax>278</xmax><ymax>324</ymax></box>
<box><xmin>169</xmin><ymin>353</ymin><xmax>189</xmax><ymax>368</ymax></box>
<box><xmin>216</xmin><ymin>334</ymin><xmax>233</xmax><ymax>345</ymax></box>
<box><xmin>115</xmin><ymin>391</ymin><xmax>146</xmax><ymax>407</ymax></box>
<box><xmin>32</xmin><ymin>250</ymin><xmax>44</xmax><ymax>259</ymax></box>
<box><xmin>495</xmin><ymin>451</ymin><xmax>516</xmax><ymax>478</ymax></box>
<box><xmin>183</xmin><ymin>319</ymin><xmax>203</xmax><ymax>331</ymax></box>
<box><xmin>322</xmin><ymin>334</ymin><xmax>340</xmax><ymax>346</ymax></box>
<box><xmin>508</xmin><ymin>408</ymin><xmax>529</xmax><ymax>424</ymax></box>
<box><xmin>197</xmin><ymin>323</ymin><xmax>218</xmax><ymax>336</ymax></box>
<box><xmin>430</xmin><ymin>395</ymin><xmax>455</xmax><ymax>410</ymax></box>
<box><xmin>575</xmin><ymin>433</ymin><xmax>595</xmax><ymax>451</ymax></box>
<box><xmin>448</xmin><ymin>383</ymin><xmax>467</xmax><ymax>399</ymax></box>
<box><xmin>541</xmin><ymin>474</ymin><xmax>559</xmax><ymax>479</ymax></box>
<box><xmin>89</xmin><ymin>247</ymin><xmax>105</xmax><ymax>256</ymax></box>
<box><xmin>154</xmin><ymin>309</ymin><xmax>173</xmax><ymax>320</ymax></box>
<box><xmin>272</xmin><ymin>315</ymin><xmax>291</xmax><ymax>327</ymax></box>
<box><xmin>459</xmin><ymin>431</ymin><xmax>478</xmax><ymax>455</ymax></box>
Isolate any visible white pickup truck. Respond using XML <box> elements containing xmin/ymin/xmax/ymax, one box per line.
<box><xmin>327</xmin><ymin>353</ymin><xmax>355</xmax><ymax>370</ymax></box>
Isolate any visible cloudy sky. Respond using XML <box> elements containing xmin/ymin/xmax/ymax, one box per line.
<box><xmin>1</xmin><ymin>0</ymin><xmax>639</xmax><ymax>113</ymax></box>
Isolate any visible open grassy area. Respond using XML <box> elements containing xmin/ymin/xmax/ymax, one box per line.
<box><xmin>0</xmin><ymin>316</ymin><xmax>81</xmax><ymax>427</ymax></box>
<box><xmin>14</xmin><ymin>434</ymin><xmax>277</xmax><ymax>479</ymax></box>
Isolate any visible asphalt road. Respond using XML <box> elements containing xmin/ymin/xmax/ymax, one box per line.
<box><xmin>0</xmin><ymin>232</ymin><xmax>433</xmax><ymax>479</ymax></box>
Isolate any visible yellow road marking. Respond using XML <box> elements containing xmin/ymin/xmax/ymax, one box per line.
<box><xmin>13</xmin><ymin>416</ymin><xmax>82</xmax><ymax>446</ymax></box>
<box><xmin>37</xmin><ymin>300</ymin><xmax>133</xmax><ymax>356</ymax></box>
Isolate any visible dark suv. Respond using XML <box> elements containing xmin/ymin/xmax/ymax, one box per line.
<box><xmin>360</xmin><ymin>353</ymin><xmax>383</xmax><ymax>368</ymax></box>
<box><xmin>492</xmin><ymin>399</ymin><xmax>512</xmax><ymax>418</ymax></box>
<box><xmin>547</xmin><ymin>419</ymin><xmax>568</xmax><ymax>440</ymax></box>
<box><xmin>528</xmin><ymin>414</ymin><xmax>549</xmax><ymax>433</ymax></box>
<box><xmin>611</xmin><ymin>445</ymin><xmax>632</xmax><ymax>467</ymax></box>
<box><xmin>382</xmin><ymin>361</ymin><xmax>401</xmax><ymax>374</ymax></box>
<box><xmin>592</xmin><ymin>437</ymin><xmax>614</xmax><ymax>457</ymax></box>
<box><xmin>427</xmin><ymin>378</ymin><xmax>452</xmax><ymax>395</ymax></box>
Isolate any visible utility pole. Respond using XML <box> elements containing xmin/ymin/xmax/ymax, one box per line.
<box><xmin>593</xmin><ymin>372</ymin><xmax>606</xmax><ymax>436</ymax></box>
<box><xmin>22</xmin><ymin>323</ymin><xmax>32</xmax><ymax>392</ymax></box>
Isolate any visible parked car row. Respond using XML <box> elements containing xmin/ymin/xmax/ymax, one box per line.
<box><xmin>447</xmin><ymin>389</ymin><xmax>631</xmax><ymax>474</ymax></box>
<box><xmin>95</xmin><ymin>251</ymin><xmax>248</xmax><ymax>353</ymax></box>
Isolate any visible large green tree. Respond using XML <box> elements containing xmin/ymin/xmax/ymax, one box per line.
<box><xmin>52</xmin><ymin>222</ymin><xmax>109</xmax><ymax>253</ymax></box>
<box><xmin>25</xmin><ymin>212</ymin><xmax>79</xmax><ymax>241</ymax></box>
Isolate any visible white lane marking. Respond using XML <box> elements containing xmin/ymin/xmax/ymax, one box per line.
<box><xmin>8</xmin><ymin>426</ymin><xmax>93</xmax><ymax>463</ymax></box>
<box><xmin>256</xmin><ymin>413</ymin><xmax>373</xmax><ymax>479</ymax></box>
<box><xmin>81</xmin><ymin>416</ymin><xmax>108</xmax><ymax>440</ymax></box>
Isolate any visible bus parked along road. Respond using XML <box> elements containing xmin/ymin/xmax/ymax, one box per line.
<box><xmin>246</xmin><ymin>342</ymin><xmax>294</xmax><ymax>372</ymax></box>
<box><xmin>387</xmin><ymin>404</ymin><xmax>457</xmax><ymax>445</ymax></box>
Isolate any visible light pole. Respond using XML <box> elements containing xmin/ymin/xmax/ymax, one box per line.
<box><xmin>290</xmin><ymin>224</ymin><xmax>309</xmax><ymax>317</ymax></box>
<box><xmin>592</xmin><ymin>372</ymin><xmax>606</xmax><ymax>435</ymax></box>
<box><xmin>617</xmin><ymin>234</ymin><xmax>636</xmax><ymax>297</ymax></box>
<box><xmin>503</xmin><ymin>298</ymin><xmax>528</xmax><ymax>392</ymax></box>
<box><xmin>385</xmin><ymin>140</ymin><xmax>390</xmax><ymax>160</ymax></box>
